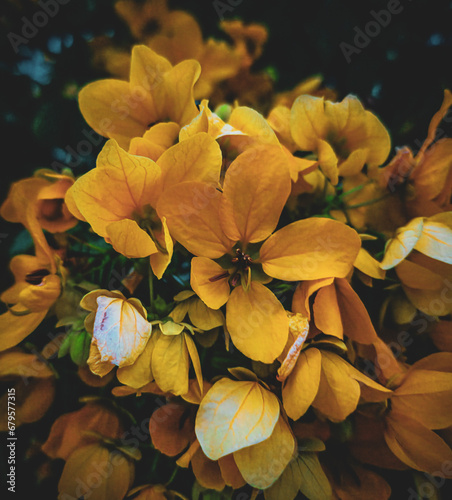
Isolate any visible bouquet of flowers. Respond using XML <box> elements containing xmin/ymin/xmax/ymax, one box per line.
<box><xmin>1</xmin><ymin>1</ymin><xmax>452</xmax><ymax>499</ymax></box>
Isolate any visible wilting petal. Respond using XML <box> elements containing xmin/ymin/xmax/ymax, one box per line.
<box><xmin>226</xmin><ymin>282</ymin><xmax>288</xmax><ymax>363</ymax></box>
<box><xmin>219</xmin><ymin>145</ymin><xmax>291</xmax><ymax>244</ymax></box>
<box><xmin>195</xmin><ymin>377</ymin><xmax>280</xmax><ymax>460</ymax></box>
<box><xmin>260</xmin><ymin>218</ymin><xmax>361</xmax><ymax>281</ymax></box>
<box><xmin>93</xmin><ymin>296</ymin><xmax>151</xmax><ymax>367</ymax></box>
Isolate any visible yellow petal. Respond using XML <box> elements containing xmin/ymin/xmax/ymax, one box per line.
<box><xmin>312</xmin><ymin>351</ymin><xmax>361</xmax><ymax>422</ymax></box>
<box><xmin>191</xmin><ymin>257</ymin><xmax>230</xmax><ymax>309</ymax></box>
<box><xmin>107</xmin><ymin>219</ymin><xmax>158</xmax><ymax>258</ymax></box>
<box><xmin>226</xmin><ymin>282</ymin><xmax>288</xmax><ymax>363</ymax></box>
<box><xmin>68</xmin><ymin>140</ymin><xmax>162</xmax><ymax>238</ymax></box>
<box><xmin>260</xmin><ymin>218</ymin><xmax>361</xmax><ymax>281</ymax></box>
<box><xmin>338</xmin><ymin>148</ymin><xmax>368</xmax><ymax>177</ymax></box>
<box><xmin>152</xmin><ymin>331</ymin><xmax>189</xmax><ymax>396</ymax></box>
<box><xmin>282</xmin><ymin>348</ymin><xmax>322</xmax><ymax>420</ymax></box>
<box><xmin>195</xmin><ymin>377</ymin><xmax>280</xmax><ymax>460</ymax></box>
<box><xmin>187</xmin><ymin>298</ymin><xmax>224</xmax><ymax>330</ymax></box>
<box><xmin>354</xmin><ymin>248</ymin><xmax>386</xmax><ymax>280</ymax></box>
<box><xmin>158</xmin><ymin>132</ymin><xmax>222</xmax><ymax>193</ymax></box>
<box><xmin>219</xmin><ymin>145</ymin><xmax>291</xmax><ymax>244</ymax></box>
<box><xmin>184</xmin><ymin>332</ymin><xmax>203</xmax><ymax>395</ymax></box>
<box><xmin>116</xmin><ymin>334</ymin><xmax>156</xmax><ymax>389</ymax></box>
<box><xmin>93</xmin><ymin>296</ymin><xmax>151</xmax><ymax>367</ymax></box>
<box><xmin>79</xmin><ymin>79</ymin><xmax>151</xmax><ymax>150</ymax></box>
<box><xmin>291</xmin><ymin>95</ymin><xmax>329</xmax><ymax>151</ymax></box>
<box><xmin>162</xmin><ymin>59</ymin><xmax>201</xmax><ymax>126</ymax></box>
<box><xmin>149</xmin><ymin>216</ymin><xmax>174</xmax><ymax>279</ymax></box>
<box><xmin>317</xmin><ymin>139</ymin><xmax>339</xmax><ymax>185</ymax></box>
<box><xmin>0</xmin><ymin>349</ymin><xmax>53</xmax><ymax>378</ymax></box>
<box><xmin>380</xmin><ymin>217</ymin><xmax>424</xmax><ymax>270</ymax></box>
<box><xmin>157</xmin><ymin>182</ymin><xmax>234</xmax><ymax>258</ymax></box>
<box><xmin>228</xmin><ymin>106</ymin><xmax>279</xmax><ymax>145</ymax></box>
<box><xmin>0</xmin><ymin>310</ymin><xmax>47</xmax><ymax>352</ymax></box>
<box><xmin>234</xmin><ymin>415</ymin><xmax>296</xmax><ymax>489</ymax></box>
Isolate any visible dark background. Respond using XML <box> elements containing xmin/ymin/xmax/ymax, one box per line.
<box><xmin>0</xmin><ymin>0</ymin><xmax>452</xmax><ymax>498</ymax></box>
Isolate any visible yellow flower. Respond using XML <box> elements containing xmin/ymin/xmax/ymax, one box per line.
<box><xmin>180</xmin><ymin>100</ymin><xmax>318</xmax><ymax>194</ymax></box>
<box><xmin>380</xmin><ymin>89</ymin><xmax>452</xmax><ymax>217</ymax></box>
<box><xmin>279</xmin><ymin>333</ymin><xmax>391</xmax><ymax>422</ymax></box>
<box><xmin>113</xmin><ymin>0</ymin><xmax>241</xmax><ymax>99</ymax></box>
<box><xmin>78</xmin><ymin>45</ymin><xmax>200</xmax><ymax>149</ymax></box>
<box><xmin>195</xmin><ymin>369</ymin><xmax>296</xmax><ymax>489</ymax></box>
<box><xmin>0</xmin><ymin>254</ymin><xmax>61</xmax><ymax>352</ymax></box>
<box><xmin>291</xmin><ymin>94</ymin><xmax>391</xmax><ymax>185</ymax></box>
<box><xmin>292</xmin><ymin>277</ymin><xmax>378</xmax><ymax>344</ymax></box>
<box><xmin>65</xmin><ymin>133</ymin><xmax>221</xmax><ymax>278</ymax></box>
<box><xmin>158</xmin><ymin>145</ymin><xmax>361</xmax><ymax>363</ymax></box>
<box><xmin>1</xmin><ymin>170</ymin><xmax>76</xmax><ymax>263</ymax></box>
<box><xmin>116</xmin><ymin>318</ymin><xmax>203</xmax><ymax>397</ymax></box>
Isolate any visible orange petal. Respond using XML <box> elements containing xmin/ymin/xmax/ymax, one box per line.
<box><xmin>149</xmin><ymin>402</ymin><xmax>194</xmax><ymax>457</ymax></box>
<box><xmin>385</xmin><ymin>412</ymin><xmax>452</xmax><ymax>474</ymax></box>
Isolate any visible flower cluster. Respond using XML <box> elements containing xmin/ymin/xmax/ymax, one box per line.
<box><xmin>1</xmin><ymin>1</ymin><xmax>452</xmax><ymax>499</ymax></box>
